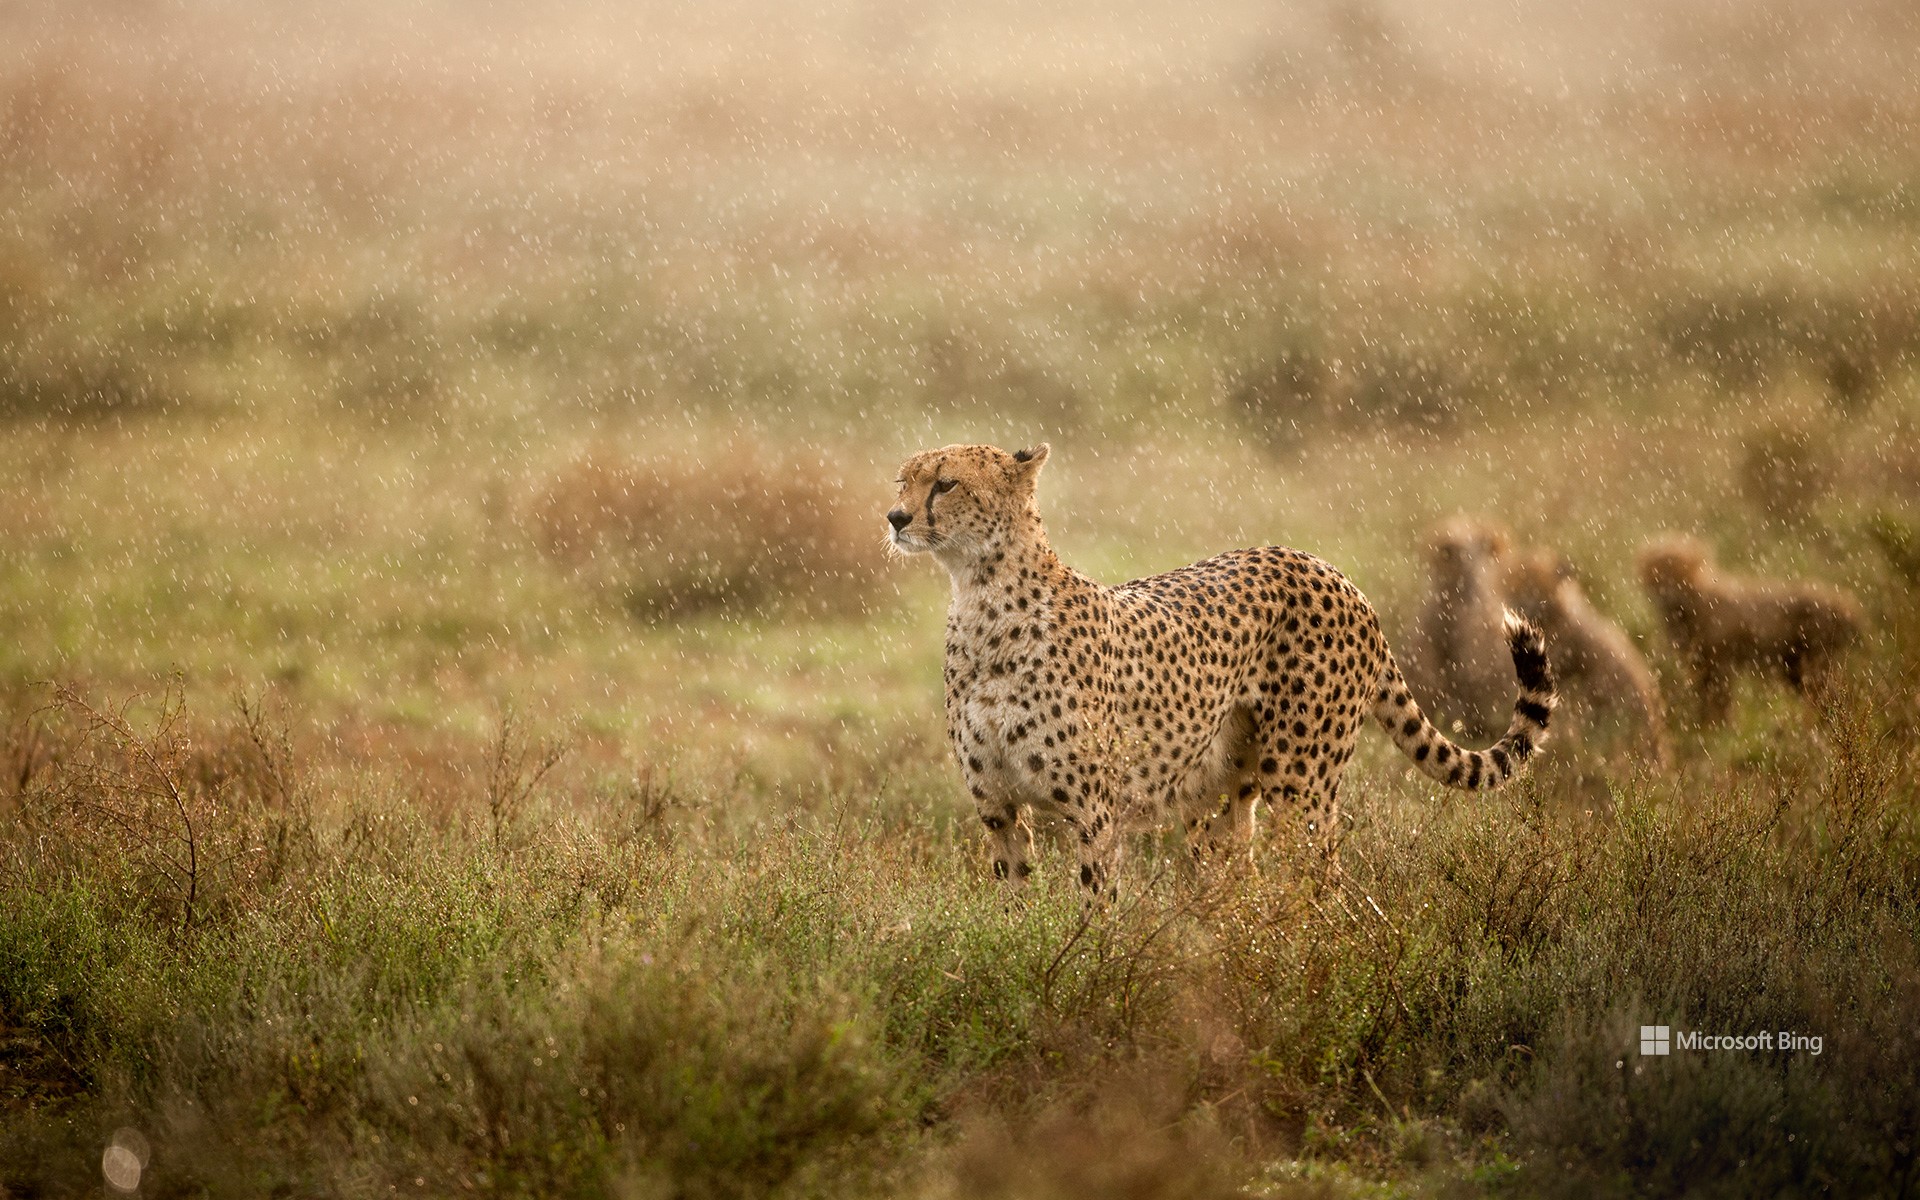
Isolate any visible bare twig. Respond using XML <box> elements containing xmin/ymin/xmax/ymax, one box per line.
<box><xmin>484</xmin><ymin>705</ymin><xmax>571</xmax><ymax>848</ymax></box>
<box><xmin>47</xmin><ymin>680</ymin><xmax>201</xmax><ymax>934</ymax></box>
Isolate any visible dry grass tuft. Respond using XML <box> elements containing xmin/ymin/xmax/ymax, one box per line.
<box><xmin>9</xmin><ymin>683</ymin><xmax>318</xmax><ymax>934</ymax></box>
<box><xmin>949</xmin><ymin>1083</ymin><xmax>1248</xmax><ymax>1200</ymax></box>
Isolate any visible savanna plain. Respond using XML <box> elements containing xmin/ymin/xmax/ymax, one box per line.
<box><xmin>3</xmin><ymin>0</ymin><xmax>1920</xmax><ymax>1195</ymax></box>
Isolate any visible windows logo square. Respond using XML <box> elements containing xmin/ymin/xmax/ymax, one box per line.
<box><xmin>1640</xmin><ymin>1025</ymin><xmax>1671</xmax><ymax>1056</ymax></box>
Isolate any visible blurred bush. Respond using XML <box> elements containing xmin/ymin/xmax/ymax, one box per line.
<box><xmin>1738</xmin><ymin>422</ymin><xmax>1836</xmax><ymax>526</ymax></box>
<box><xmin>0</xmin><ymin>245</ymin><xmax>185</xmax><ymax>421</ymax></box>
<box><xmin>1865</xmin><ymin>509</ymin><xmax>1920</xmax><ymax>584</ymax></box>
<box><xmin>1232</xmin><ymin>332</ymin><xmax>1485</xmax><ymax>449</ymax></box>
<box><xmin>916</xmin><ymin>320</ymin><xmax>1087</xmax><ymax>434</ymax></box>
<box><xmin>527</xmin><ymin>439</ymin><xmax>888</xmax><ymax>618</ymax></box>
<box><xmin>298</xmin><ymin>293</ymin><xmax>448</xmax><ymax>415</ymax></box>
<box><xmin>1230</xmin><ymin>339</ymin><xmax>1329</xmax><ymax>450</ymax></box>
<box><xmin>1657</xmin><ymin>282</ymin><xmax>1920</xmax><ymax>403</ymax></box>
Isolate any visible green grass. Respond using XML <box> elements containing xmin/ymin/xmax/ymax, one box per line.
<box><xmin>2</xmin><ymin>667</ymin><xmax>1916</xmax><ymax>1197</ymax></box>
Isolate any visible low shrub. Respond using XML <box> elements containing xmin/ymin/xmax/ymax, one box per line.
<box><xmin>526</xmin><ymin>439</ymin><xmax>890</xmax><ymax>619</ymax></box>
<box><xmin>1232</xmin><ymin>331</ymin><xmax>1492</xmax><ymax>449</ymax></box>
<box><xmin>1738</xmin><ymin>422</ymin><xmax>1835</xmax><ymax>526</ymax></box>
<box><xmin>1</xmin><ymin>662</ymin><xmax>1915</xmax><ymax>1197</ymax></box>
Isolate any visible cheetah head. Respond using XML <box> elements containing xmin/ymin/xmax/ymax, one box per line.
<box><xmin>886</xmin><ymin>443</ymin><xmax>1049</xmax><ymax>562</ymax></box>
<box><xmin>1428</xmin><ymin>517</ymin><xmax>1510</xmax><ymax>581</ymax></box>
<box><xmin>1503</xmin><ymin>547</ymin><xmax>1576</xmax><ymax>620</ymax></box>
<box><xmin>1637</xmin><ymin>535</ymin><xmax>1710</xmax><ymax>599</ymax></box>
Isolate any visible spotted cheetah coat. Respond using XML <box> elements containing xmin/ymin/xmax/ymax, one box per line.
<box><xmin>888</xmin><ymin>443</ymin><xmax>1555</xmax><ymax>895</ymax></box>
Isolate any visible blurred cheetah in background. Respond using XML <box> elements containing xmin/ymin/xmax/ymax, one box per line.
<box><xmin>887</xmin><ymin>443</ymin><xmax>1556</xmax><ymax>896</ymax></box>
<box><xmin>1403</xmin><ymin>518</ymin><xmax>1517</xmax><ymax>742</ymax></box>
<box><xmin>1505</xmin><ymin>548</ymin><xmax>1672</xmax><ymax>768</ymax></box>
<box><xmin>1638</xmin><ymin>535</ymin><xmax>1862</xmax><ymax>723</ymax></box>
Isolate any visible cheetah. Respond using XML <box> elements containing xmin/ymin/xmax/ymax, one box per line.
<box><xmin>1403</xmin><ymin>518</ymin><xmax>1517</xmax><ymax>742</ymax></box>
<box><xmin>1504</xmin><ymin>548</ymin><xmax>1672</xmax><ymax>768</ymax></box>
<box><xmin>887</xmin><ymin>443</ymin><xmax>1556</xmax><ymax>895</ymax></box>
<box><xmin>1637</xmin><ymin>535</ymin><xmax>1862</xmax><ymax>723</ymax></box>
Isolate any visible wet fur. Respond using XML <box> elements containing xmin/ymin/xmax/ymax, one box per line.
<box><xmin>1506</xmin><ymin>549</ymin><xmax>1672</xmax><ymax>767</ymax></box>
<box><xmin>1637</xmin><ymin>535</ymin><xmax>1862</xmax><ymax>723</ymax></box>
<box><xmin>888</xmin><ymin>444</ymin><xmax>1556</xmax><ymax>895</ymax></box>
<box><xmin>1404</xmin><ymin>518</ymin><xmax>1516</xmax><ymax>742</ymax></box>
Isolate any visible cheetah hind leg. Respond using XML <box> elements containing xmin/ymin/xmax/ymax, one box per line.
<box><xmin>1184</xmin><ymin>725</ymin><xmax>1261</xmax><ymax>875</ymax></box>
<box><xmin>1187</xmin><ymin>773</ymin><xmax>1261</xmax><ymax>875</ymax></box>
<box><xmin>1265</xmin><ymin>780</ymin><xmax>1344</xmax><ymax>884</ymax></box>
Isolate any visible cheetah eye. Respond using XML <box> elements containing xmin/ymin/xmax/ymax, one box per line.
<box><xmin>932</xmin><ymin>478</ymin><xmax>958</xmax><ymax>495</ymax></box>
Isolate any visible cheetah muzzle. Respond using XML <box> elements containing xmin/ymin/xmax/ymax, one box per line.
<box><xmin>889</xmin><ymin>442</ymin><xmax>1556</xmax><ymax>896</ymax></box>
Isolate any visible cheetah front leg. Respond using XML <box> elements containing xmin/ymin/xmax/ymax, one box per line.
<box><xmin>1054</xmin><ymin>787</ymin><xmax>1121</xmax><ymax>902</ymax></box>
<box><xmin>974</xmin><ymin>797</ymin><xmax>1036</xmax><ymax>893</ymax></box>
<box><xmin>1691</xmin><ymin>656</ymin><xmax>1734</xmax><ymax>725</ymax></box>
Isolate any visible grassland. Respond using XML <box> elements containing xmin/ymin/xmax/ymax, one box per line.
<box><xmin>3</xmin><ymin>0</ymin><xmax>1920</xmax><ymax>1195</ymax></box>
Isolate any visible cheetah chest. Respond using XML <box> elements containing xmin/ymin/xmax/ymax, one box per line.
<box><xmin>943</xmin><ymin>593</ymin><xmax>1080</xmax><ymax>796</ymax></box>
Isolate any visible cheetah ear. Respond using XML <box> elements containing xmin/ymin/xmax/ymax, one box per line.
<box><xmin>1009</xmin><ymin>443</ymin><xmax>1050</xmax><ymax>481</ymax></box>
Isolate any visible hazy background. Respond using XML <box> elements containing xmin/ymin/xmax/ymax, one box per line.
<box><xmin>5</xmin><ymin>0</ymin><xmax>1916</xmax><ymax>775</ymax></box>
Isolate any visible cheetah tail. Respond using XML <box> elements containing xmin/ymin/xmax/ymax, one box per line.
<box><xmin>1373</xmin><ymin>610</ymin><xmax>1556</xmax><ymax>791</ymax></box>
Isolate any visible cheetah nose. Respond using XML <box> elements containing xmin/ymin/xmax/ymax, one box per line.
<box><xmin>887</xmin><ymin>508</ymin><xmax>911</xmax><ymax>531</ymax></box>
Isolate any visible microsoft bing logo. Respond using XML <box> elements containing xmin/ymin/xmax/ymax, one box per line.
<box><xmin>1634</xmin><ymin>1024</ymin><xmax>1822</xmax><ymax>1055</ymax></box>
